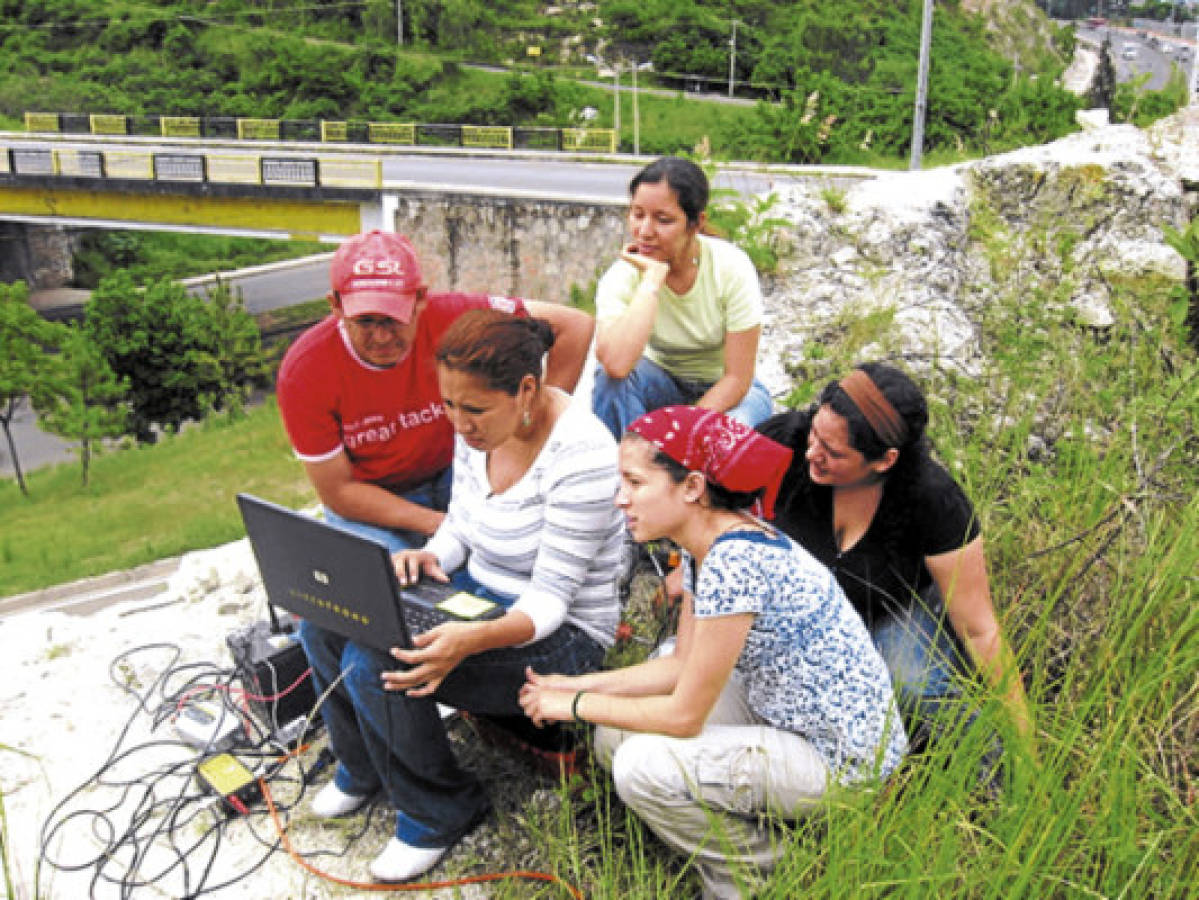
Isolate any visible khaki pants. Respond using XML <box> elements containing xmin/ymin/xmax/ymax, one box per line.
<box><xmin>594</xmin><ymin>663</ymin><xmax>829</xmax><ymax>899</ymax></box>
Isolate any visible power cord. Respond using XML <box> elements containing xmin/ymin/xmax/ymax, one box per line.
<box><xmin>38</xmin><ymin>642</ymin><xmax>324</xmax><ymax>898</ymax></box>
<box><xmin>39</xmin><ymin>641</ymin><xmax>586</xmax><ymax>898</ymax></box>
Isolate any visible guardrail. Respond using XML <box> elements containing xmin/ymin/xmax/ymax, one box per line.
<box><xmin>23</xmin><ymin>112</ymin><xmax>618</xmax><ymax>154</ymax></box>
<box><xmin>1</xmin><ymin>145</ymin><xmax>384</xmax><ymax>190</ymax></box>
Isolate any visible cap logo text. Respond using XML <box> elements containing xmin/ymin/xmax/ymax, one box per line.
<box><xmin>353</xmin><ymin>259</ymin><xmax>406</xmax><ymax>276</ymax></box>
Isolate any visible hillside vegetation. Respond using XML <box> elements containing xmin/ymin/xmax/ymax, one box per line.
<box><xmin>0</xmin><ymin>0</ymin><xmax>1085</xmax><ymax>163</ymax></box>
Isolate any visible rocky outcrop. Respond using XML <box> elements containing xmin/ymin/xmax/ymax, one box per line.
<box><xmin>757</xmin><ymin>108</ymin><xmax>1197</xmax><ymax>394</ymax></box>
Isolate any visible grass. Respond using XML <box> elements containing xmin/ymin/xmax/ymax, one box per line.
<box><xmin>413</xmin><ymin>64</ymin><xmax>764</xmax><ymax>158</ymax></box>
<box><xmin>0</xmin><ymin>399</ymin><xmax>314</xmax><ymax>598</ymax></box>
<box><xmin>520</xmin><ymin>263</ymin><xmax>1196</xmax><ymax>896</ymax></box>
<box><xmin>73</xmin><ymin>232</ymin><xmax>335</xmax><ymax>289</ymax></box>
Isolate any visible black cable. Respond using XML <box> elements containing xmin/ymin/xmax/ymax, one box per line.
<box><xmin>37</xmin><ymin>640</ymin><xmax>344</xmax><ymax>898</ymax></box>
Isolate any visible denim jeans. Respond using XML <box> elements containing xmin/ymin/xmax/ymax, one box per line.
<box><xmin>869</xmin><ymin>586</ymin><xmax>1001</xmax><ymax>771</ymax></box>
<box><xmin>870</xmin><ymin>585</ymin><xmax>968</xmax><ymax>711</ymax></box>
<box><xmin>591</xmin><ymin>356</ymin><xmax>774</xmax><ymax>439</ymax></box>
<box><xmin>320</xmin><ymin>467</ymin><xmax>452</xmax><ymax>554</ymax></box>
<box><xmin>299</xmin><ymin>570</ymin><xmax>605</xmax><ymax>847</ymax></box>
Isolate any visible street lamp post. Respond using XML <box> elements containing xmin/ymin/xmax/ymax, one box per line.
<box><xmin>728</xmin><ymin>19</ymin><xmax>739</xmax><ymax>98</ymax></box>
<box><xmin>633</xmin><ymin>61</ymin><xmax>641</xmax><ymax>156</ymax></box>
<box><xmin>910</xmin><ymin>0</ymin><xmax>933</xmax><ymax>170</ymax></box>
<box><xmin>397</xmin><ymin>0</ymin><xmax>403</xmax><ymax>46</ymax></box>
<box><xmin>613</xmin><ymin>62</ymin><xmax>621</xmax><ymax>150</ymax></box>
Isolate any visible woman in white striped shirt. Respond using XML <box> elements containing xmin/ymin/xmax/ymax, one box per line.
<box><xmin>350</xmin><ymin>308</ymin><xmax>622</xmax><ymax>882</ymax></box>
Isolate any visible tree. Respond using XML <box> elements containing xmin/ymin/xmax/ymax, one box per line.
<box><xmin>1090</xmin><ymin>39</ymin><xmax>1117</xmax><ymax>110</ymax></box>
<box><xmin>0</xmin><ymin>282</ymin><xmax>64</xmax><ymax>496</ymax></box>
<box><xmin>200</xmin><ymin>278</ymin><xmax>271</xmax><ymax>410</ymax></box>
<box><xmin>85</xmin><ymin>273</ymin><xmax>268</xmax><ymax>443</ymax></box>
<box><xmin>32</xmin><ymin>324</ymin><xmax>128</xmax><ymax>486</ymax></box>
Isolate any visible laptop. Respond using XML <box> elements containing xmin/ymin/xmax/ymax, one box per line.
<box><xmin>236</xmin><ymin>493</ymin><xmax>504</xmax><ymax>654</ymax></box>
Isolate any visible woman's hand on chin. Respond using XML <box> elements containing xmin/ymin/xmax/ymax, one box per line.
<box><xmin>619</xmin><ymin>245</ymin><xmax>669</xmax><ymax>283</ymax></box>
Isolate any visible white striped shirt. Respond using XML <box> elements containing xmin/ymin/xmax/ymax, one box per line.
<box><xmin>424</xmin><ymin>396</ymin><xmax>623</xmax><ymax>647</ymax></box>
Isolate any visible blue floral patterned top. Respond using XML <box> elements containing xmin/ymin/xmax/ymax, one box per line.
<box><xmin>690</xmin><ymin>527</ymin><xmax>908</xmax><ymax>783</ymax></box>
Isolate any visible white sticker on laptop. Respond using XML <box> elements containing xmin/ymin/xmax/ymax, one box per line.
<box><xmin>437</xmin><ymin>592</ymin><xmax>499</xmax><ymax>620</ymax></box>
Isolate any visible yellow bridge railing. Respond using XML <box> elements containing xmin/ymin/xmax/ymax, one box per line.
<box><xmin>22</xmin><ymin>112</ymin><xmax>616</xmax><ymax>154</ymax></box>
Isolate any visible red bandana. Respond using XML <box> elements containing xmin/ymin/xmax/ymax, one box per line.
<box><xmin>627</xmin><ymin>406</ymin><xmax>793</xmax><ymax>518</ymax></box>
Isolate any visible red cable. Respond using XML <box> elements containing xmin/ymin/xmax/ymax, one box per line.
<box><xmin>260</xmin><ymin>778</ymin><xmax>583</xmax><ymax>898</ymax></box>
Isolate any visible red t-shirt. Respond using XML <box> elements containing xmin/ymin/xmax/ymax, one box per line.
<box><xmin>276</xmin><ymin>292</ymin><xmax>527</xmax><ymax>491</ymax></box>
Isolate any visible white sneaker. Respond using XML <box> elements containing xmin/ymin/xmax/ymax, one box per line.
<box><xmin>369</xmin><ymin>837</ymin><xmax>448</xmax><ymax>882</ymax></box>
<box><xmin>310</xmin><ymin>781</ymin><xmax>369</xmax><ymax>818</ymax></box>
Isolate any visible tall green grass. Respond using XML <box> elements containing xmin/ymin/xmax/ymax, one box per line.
<box><xmin>523</xmin><ymin>276</ymin><xmax>1197</xmax><ymax>892</ymax></box>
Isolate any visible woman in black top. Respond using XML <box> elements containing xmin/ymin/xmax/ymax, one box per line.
<box><xmin>757</xmin><ymin>363</ymin><xmax>1032</xmax><ymax>747</ymax></box>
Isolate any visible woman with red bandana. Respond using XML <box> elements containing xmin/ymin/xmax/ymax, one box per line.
<box><xmin>520</xmin><ymin>406</ymin><xmax>906</xmax><ymax>900</ymax></box>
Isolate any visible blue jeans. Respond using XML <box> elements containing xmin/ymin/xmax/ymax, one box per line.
<box><xmin>869</xmin><ymin>586</ymin><xmax>1001</xmax><ymax>767</ymax></box>
<box><xmin>870</xmin><ymin>585</ymin><xmax>967</xmax><ymax>709</ymax></box>
<box><xmin>299</xmin><ymin>572</ymin><xmax>605</xmax><ymax>847</ymax></box>
<box><xmin>591</xmin><ymin>356</ymin><xmax>774</xmax><ymax>439</ymax></box>
<box><xmin>321</xmin><ymin>468</ymin><xmax>453</xmax><ymax>553</ymax></box>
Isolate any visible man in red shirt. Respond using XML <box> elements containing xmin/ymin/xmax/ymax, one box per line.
<box><xmin>276</xmin><ymin>229</ymin><xmax>593</xmax><ymax>550</ymax></box>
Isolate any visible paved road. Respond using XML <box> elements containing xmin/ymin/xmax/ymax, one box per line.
<box><xmin>1</xmin><ymin>399</ymin><xmax>76</xmax><ymax>478</ymax></box>
<box><xmin>378</xmin><ymin>155</ymin><xmax>780</xmax><ymax>200</ymax></box>
<box><xmin>182</xmin><ymin>255</ymin><xmax>331</xmax><ymax>313</ymax></box>
<box><xmin>1076</xmin><ymin>25</ymin><xmax>1196</xmax><ymax>92</ymax></box>
<box><xmin>0</xmin><ymin>130</ymin><xmax>795</xmax><ymax>204</ymax></box>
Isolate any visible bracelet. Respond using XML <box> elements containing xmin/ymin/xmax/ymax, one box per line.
<box><xmin>571</xmin><ymin>690</ymin><xmax>587</xmax><ymax>724</ymax></box>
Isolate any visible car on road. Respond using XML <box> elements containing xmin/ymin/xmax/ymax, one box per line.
<box><xmin>1122</xmin><ymin>44</ymin><xmax>1138</xmax><ymax>60</ymax></box>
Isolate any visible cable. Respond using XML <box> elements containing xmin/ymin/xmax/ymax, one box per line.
<box><xmin>40</xmin><ymin>640</ymin><xmax>583</xmax><ymax>897</ymax></box>
<box><xmin>37</xmin><ymin>643</ymin><xmax>312</xmax><ymax>898</ymax></box>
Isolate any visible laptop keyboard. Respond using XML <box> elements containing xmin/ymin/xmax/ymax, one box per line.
<box><xmin>404</xmin><ymin>603</ymin><xmax>443</xmax><ymax>637</ymax></box>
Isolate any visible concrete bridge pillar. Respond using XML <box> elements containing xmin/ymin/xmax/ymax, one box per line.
<box><xmin>0</xmin><ymin>223</ymin><xmax>78</xmax><ymax>291</ymax></box>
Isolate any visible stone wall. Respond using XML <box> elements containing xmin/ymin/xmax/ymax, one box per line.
<box><xmin>0</xmin><ymin>223</ymin><xmax>77</xmax><ymax>289</ymax></box>
<box><xmin>390</xmin><ymin>192</ymin><xmax>627</xmax><ymax>303</ymax></box>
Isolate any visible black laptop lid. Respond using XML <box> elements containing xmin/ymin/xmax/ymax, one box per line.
<box><xmin>237</xmin><ymin>494</ymin><xmax>504</xmax><ymax>655</ymax></box>
<box><xmin>238</xmin><ymin>493</ymin><xmax>411</xmax><ymax>653</ymax></box>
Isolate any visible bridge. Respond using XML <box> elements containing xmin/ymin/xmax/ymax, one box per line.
<box><xmin>0</xmin><ymin>130</ymin><xmax>637</xmax><ymax>300</ymax></box>
<box><xmin>0</xmin><ymin>120</ymin><xmax>871</xmax><ymax>300</ymax></box>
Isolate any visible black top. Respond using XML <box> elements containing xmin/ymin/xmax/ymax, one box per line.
<box><xmin>758</xmin><ymin>409</ymin><xmax>980</xmax><ymax>628</ymax></box>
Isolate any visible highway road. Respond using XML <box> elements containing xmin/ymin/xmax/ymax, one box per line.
<box><xmin>1076</xmin><ymin>24</ymin><xmax>1196</xmax><ymax>92</ymax></box>
<box><xmin>182</xmin><ymin>255</ymin><xmax>331</xmax><ymax>314</ymax></box>
<box><xmin>378</xmin><ymin>154</ymin><xmax>780</xmax><ymax>201</ymax></box>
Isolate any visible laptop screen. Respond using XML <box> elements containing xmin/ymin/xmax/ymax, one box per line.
<box><xmin>236</xmin><ymin>494</ymin><xmax>501</xmax><ymax>654</ymax></box>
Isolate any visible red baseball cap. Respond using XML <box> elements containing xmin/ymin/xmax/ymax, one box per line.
<box><xmin>330</xmin><ymin>230</ymin><xmax>425</xmax><ymax>323</ymax></box>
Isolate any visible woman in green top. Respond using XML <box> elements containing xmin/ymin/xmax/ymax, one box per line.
<box><xmin>590</xmin><ymin>156</ymin><xmax>774</xmax><ymax>439</ymax></box>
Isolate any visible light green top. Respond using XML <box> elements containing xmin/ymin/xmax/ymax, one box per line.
<box><xmin>595</xmin><ymin>234</ymin><xmax>763</xmax><ymax>382</ymax></box>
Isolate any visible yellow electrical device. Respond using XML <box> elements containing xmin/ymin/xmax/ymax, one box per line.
<box><xmin>195</xmin><ymin>753</ymin><xmax>260</xmax><ymax>815</ymax></box>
